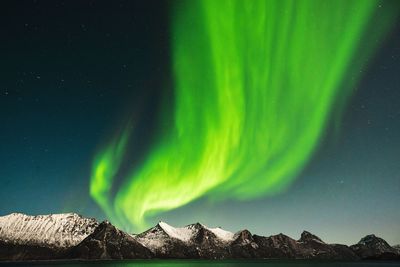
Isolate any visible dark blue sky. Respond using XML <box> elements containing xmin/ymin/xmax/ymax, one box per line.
<box><xmin>0</xmin><ymin>0</ymin><xmax>399</xmax><ymax>245</ymax></box>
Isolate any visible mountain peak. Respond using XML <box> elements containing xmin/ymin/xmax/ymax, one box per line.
<box><xmin>185</xmin><ymin>222</ymin><xmax>205</xmax><ymax>230</ymax></box>
<box><xmin>357</xmin><ymin>234</ymin><xmax>394</xmax><ymax>249</ymax></box>
<box><xmin>358</xmin><ymin>234</ymin><xmax>380</xmax><ymax>245</ymax></box>
<box><xmin>233</xmin><ymin>229</ymin><xmax>254</xmax><ymax>245</ymax></box>
<box><xmin>157</xmin><ymin>221</ymin><xmax>195</xmax><ymax>242</ymax></box>
<box><xmin>299</xmin><ymin>231</ymin><xmax>324</xmax><ymax>243</ymax></box>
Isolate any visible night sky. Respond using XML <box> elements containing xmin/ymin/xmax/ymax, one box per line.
<box><xmin>1</xmin><ymin>0</ymin><xmax>399</xmax><ymax>246</ymax></box>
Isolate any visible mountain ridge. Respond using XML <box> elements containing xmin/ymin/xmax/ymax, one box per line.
<box><xmin>0</xmin><ymin>213</ymin><xmax>399</xmax><ymax>261</ymax></box>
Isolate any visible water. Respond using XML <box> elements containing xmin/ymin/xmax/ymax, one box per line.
<box><xmin>1</xmin><ymin>260</ymin><xmax>400</xmax><ymax>267</ymax></box>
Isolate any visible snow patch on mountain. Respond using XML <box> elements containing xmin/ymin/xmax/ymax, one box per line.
<box><xmin>159</xmin><ymin>221</ymin><xmax>235</xmax><ymax>243</ymax></box>
<box><xmin>159</xmin><ymin>221</ymin><xmax>194</xmax><ymax>242</ymax></box>
<box><xmin>0</xmin><ymin>213</ymin><xmax>98</xmax><ymax>248</ymax></box>
<box><xmin>207</xmin><ymin>226</ymin><xmax>235</xmax><ymax>242</ymax></box>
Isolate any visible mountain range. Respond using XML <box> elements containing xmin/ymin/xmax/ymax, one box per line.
<box><xmin>0</xmin><ymin>213</ymin><xmax>399</xmax><ymax>261</ymax></box>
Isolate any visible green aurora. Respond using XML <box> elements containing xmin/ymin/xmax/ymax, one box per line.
<box><xmin>90</xmin><ymin>0</ymin><xmax>398</xmax><ymax>230</ymax></box>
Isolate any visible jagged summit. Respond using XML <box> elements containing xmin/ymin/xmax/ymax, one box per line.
<box><xmin>299</xmin><ymin>231</ymin><xmax>324</xmax><ymax>243</ymax></box>
<box><xmin>358</xmin><ymin>234</ymin><xmax>383</xmax><ymax>245</ymax></box>
<box><xmin>185</xmin><ymin>222</ymin><xmax>204</xmax><ymax>229</ymax></box>
<box><xmin>233</xmin><ymin>229</ymin><xmax>253</xmax><ymax>242</ymax></box>
<box><xmin>356</xmin><ymin>234</ymin><xmax>394</xmax><ymax>251</ymax></box>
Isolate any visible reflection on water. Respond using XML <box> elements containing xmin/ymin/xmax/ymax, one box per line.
<box><xmin>2</xmin><ymin>260</ymin><xmax>400</xmax><ymax>267</ymax></box>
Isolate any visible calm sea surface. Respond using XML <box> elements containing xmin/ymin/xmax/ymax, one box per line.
<box><xmin>1</xmin><ymin>260</ymin><xmax>400</xmax><ymax>267</ymax></box>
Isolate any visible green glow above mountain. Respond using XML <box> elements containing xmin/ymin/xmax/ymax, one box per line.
<box><xmin>90</xmin><ymin>0</ymin><xmax>398</xmax><ymax>230</ymax></box>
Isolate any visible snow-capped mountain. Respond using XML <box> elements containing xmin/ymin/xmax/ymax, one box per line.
<box><xmin>136</xmin><ymin>221</ymin><xmax>234</xmax><ymax>247</ymax></box>
<box><xmin>0</xmin><ymin>213</ymin><xmax>98</xmax><ymax>248</ymax></box>
<box><xmin>135</xmin><ymin>221</ymin><xmax>235</xmax><ymax>258</ymax></box>
<box><xmin>0</xmin><ymin>212</ymin><xmax>399</xmax><ymax>261</ymax></box>
<box><xmin>135</xmin><ymin>222</ymin><xmax>191</xmax><ymax>257</ymax></box>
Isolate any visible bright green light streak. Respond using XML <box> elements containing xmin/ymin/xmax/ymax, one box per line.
<box><xmin>91</xmin><ymin>0</ymin><xmax>398</xmax><ymax>230</ymax></box>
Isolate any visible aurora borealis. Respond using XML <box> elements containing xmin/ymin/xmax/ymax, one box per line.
<box><xmin>90</xmin><ymin>0</ymin><xmax>398</xmax><ymax>230</ymax></box>
<box><xmin>1</xmin><ymin>0</ymin><xmax>400</xmax><ymax>245</ymax></box>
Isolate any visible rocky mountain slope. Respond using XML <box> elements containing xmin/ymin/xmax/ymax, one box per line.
<box><xmin>69</xmin><ymin>221</ymin><xmax>152</xmax><ymax>260</ymax></box>
<box><xmin>0</xmin><ymin>213</ymin><xmax>399</xmax><ymax>261</ymax></box>
<box><xmin>0</xmin><ymin>213</ymin><xmax>98</xmax><ymax>260</ymax></box>
<box><xmin>350</xmin><ymin>234</ymin><xmax>400</xmax><ymax>260</ymax></box>
<box><xmin>0</xmin><ymin>213</ymin><xmax>98</xmax><ymax>248</ymax></box>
